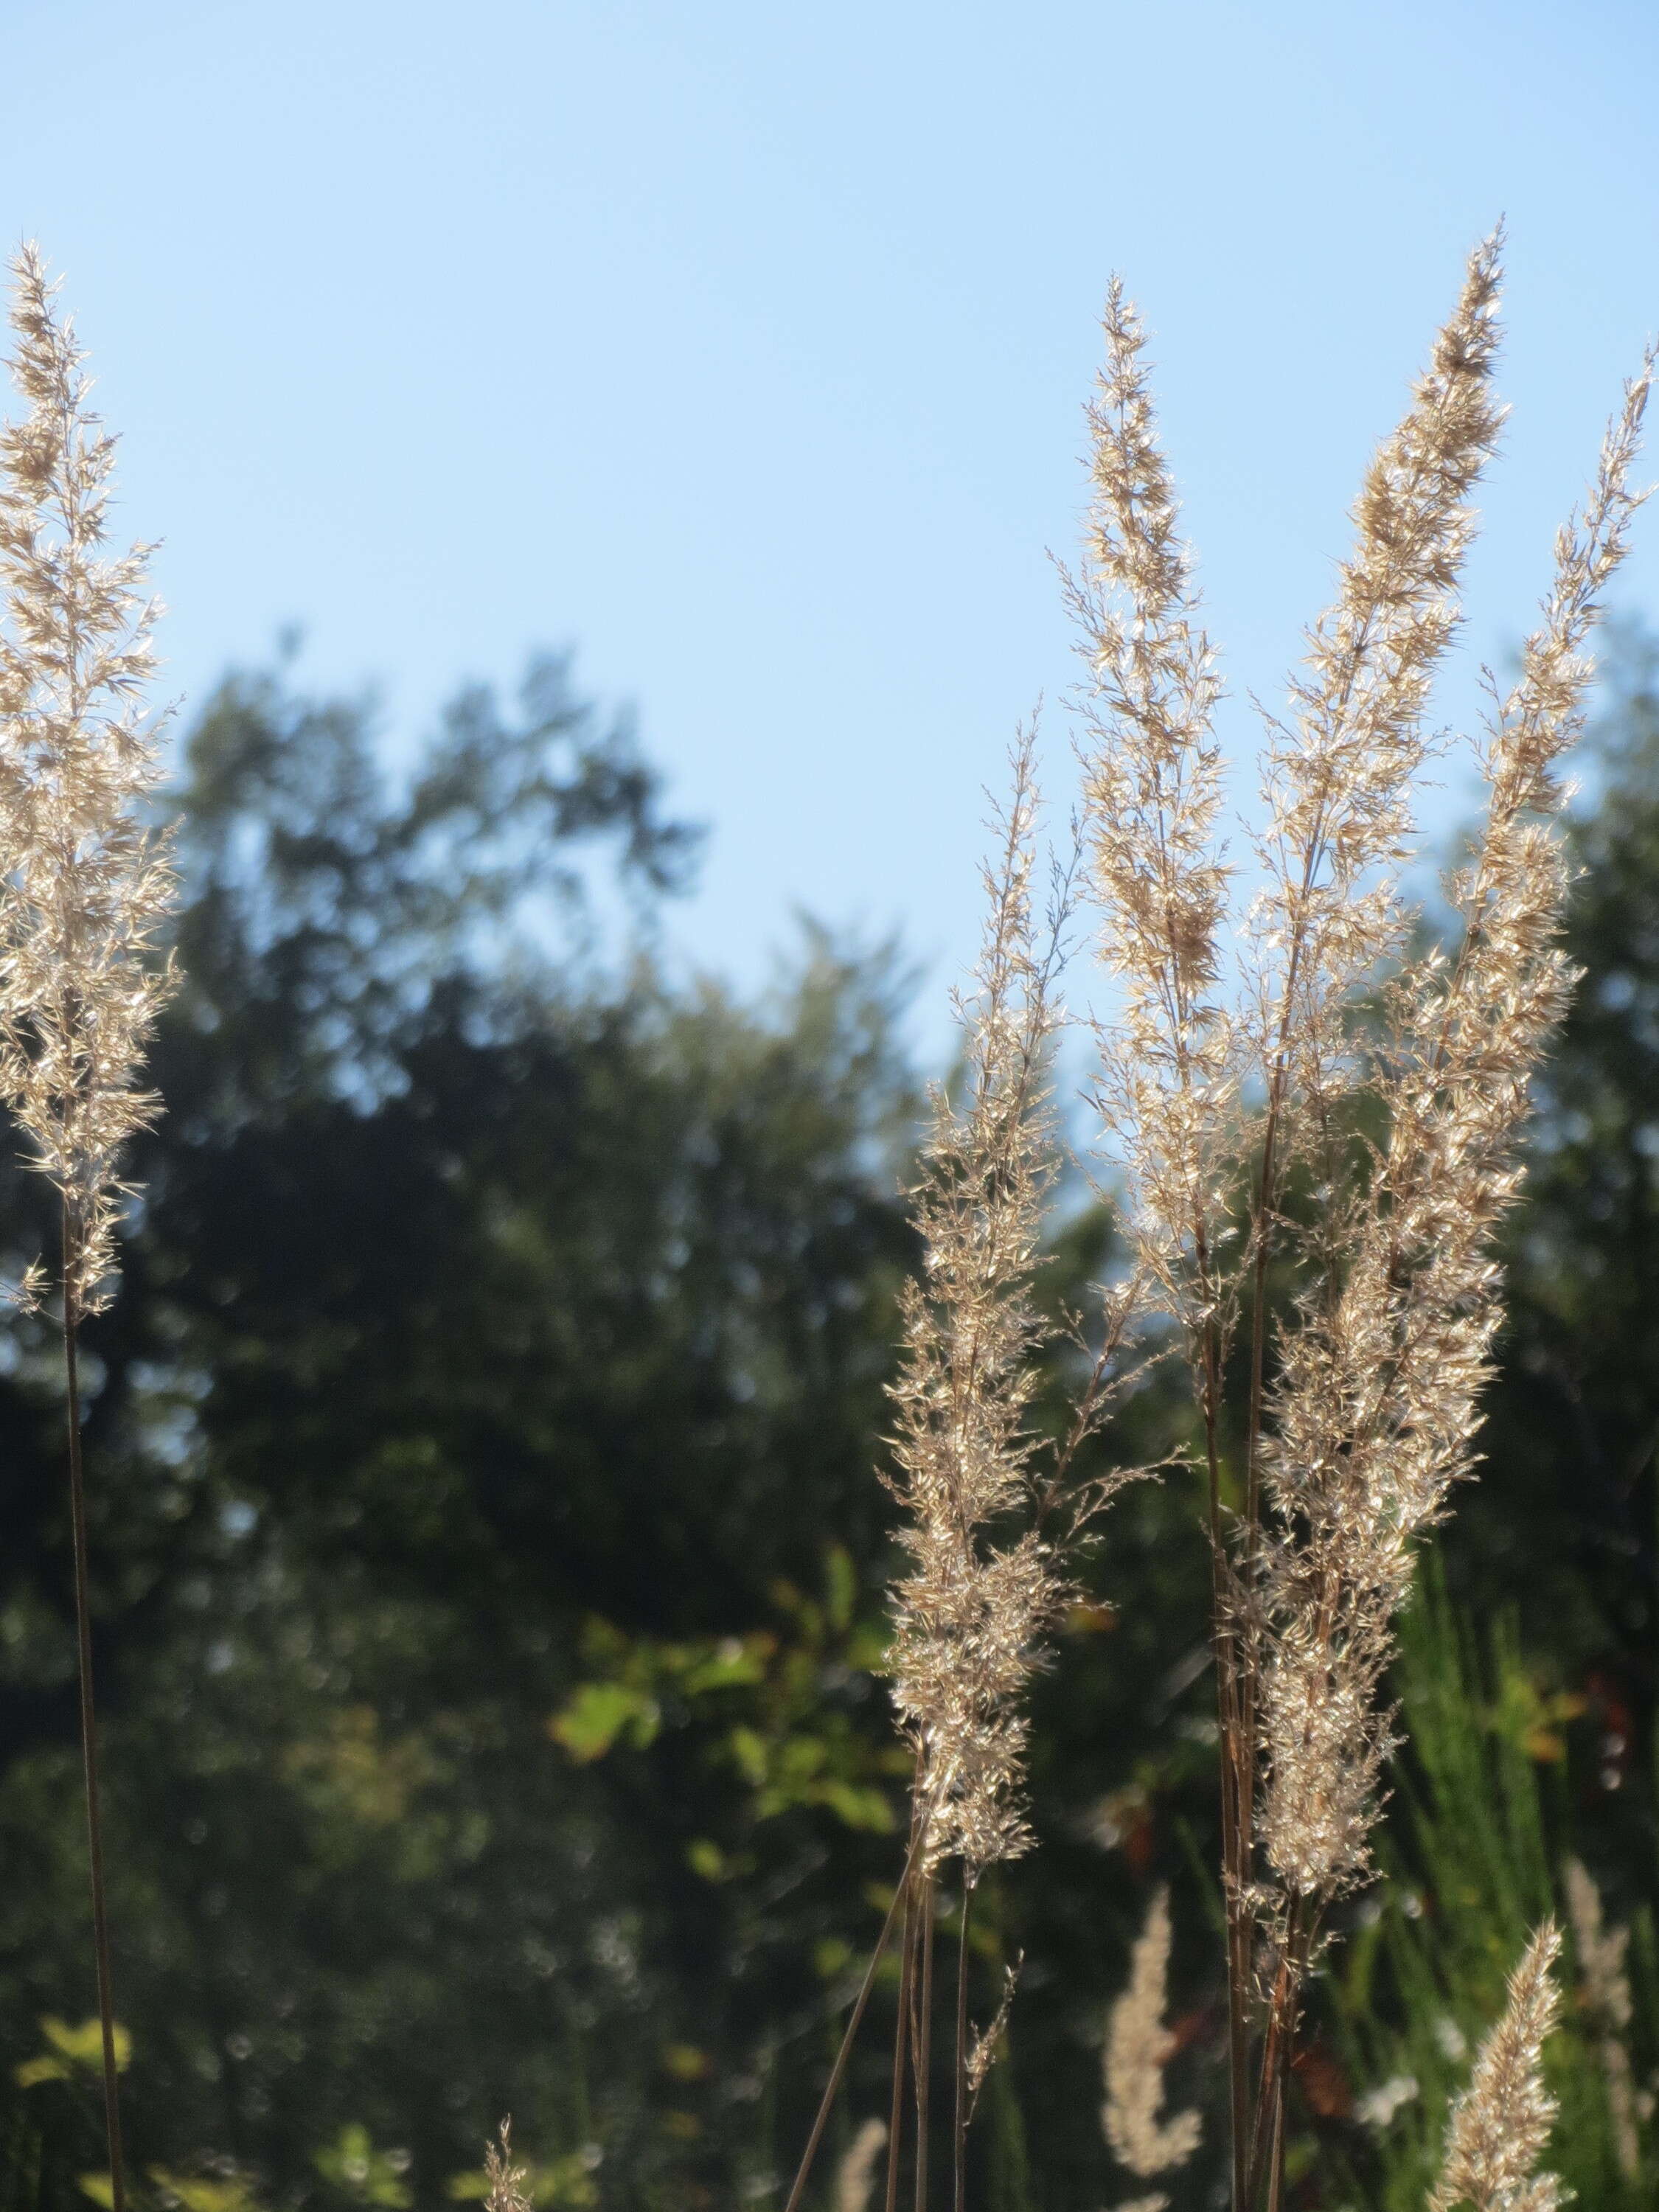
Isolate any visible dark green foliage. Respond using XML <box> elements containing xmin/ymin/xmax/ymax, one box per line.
<box><xmin>0</xmin><ymin>647</ymin><xmax>924</xmax><ymax>2211</ymax></box>
<box><xmin>1314</xmin><ymin>1571</ymin><xmax>1656</xmax><ymax>2209</ymax></box>
<box><xmin>5</xmin><ymin>625</ymin><xmax>1659</xmax><ymax>2212</ymax></box>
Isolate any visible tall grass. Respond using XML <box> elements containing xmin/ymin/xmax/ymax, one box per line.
<box><xmin>1</xmin><ymin>237</ymin><xmax>1650</xmax><ymax>2212</ymax></box>
<box><xmin>787</xmin><ymin>231</ymin><xmax>1653</xmax><ymax>2211</ymax></box>
<box><xmin>0</xmin><ymin>247</ymin><xmax>178</xmax><ymax>2212</ymax></box>
<box><xmin>1082</xmin><ymin>234</ymin><xmax>1649</xmax><ymax>2209</ymax></box>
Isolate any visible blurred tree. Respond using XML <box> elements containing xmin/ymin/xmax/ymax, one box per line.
<box><xmin>6</xmin><ymin>620</ymin><xmax>1659</xmax><ymax>2212</ymax></box>
<box><xmin>0</xmin><ymin>647</ymin><xmax>923</xmax><ymax>2211</ymax></box>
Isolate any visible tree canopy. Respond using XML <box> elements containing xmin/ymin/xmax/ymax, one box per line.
<box><xmin>1</xmin><ymin>632</ymin><xmax>1655</xmax><ymax>2212</ymax></box>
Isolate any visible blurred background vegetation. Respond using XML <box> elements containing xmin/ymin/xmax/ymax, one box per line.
<box><xmin>1</xmin><ymin>625</ymin><xmax>1656</xmax><ymax>2212</ymax></box>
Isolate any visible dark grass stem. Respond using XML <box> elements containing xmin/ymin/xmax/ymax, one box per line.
<box><xmin>952</xmin><ymin>1882</ymin><xmax>973</xmax><ymax>2212</ymax></box>
<box><xmin>913</xmin><ymin>1875</ymin><xmax>934</xmax><ymax>2212</ymax></box>
<box><xmin>884</xmin><ymin>1882</ymin><xmax>917</xmax><ymax>2212</ymax></box>
<box><xmin>783</xmin><ymin>1820</ymin><xmax>928</xmax><ymax>2212</ymax></box>
<box><xmin>62</xmin><ymin>1210</ymin><xmax>127</xmax><ymax>2212</ymax></box>
<box><xmin>1198</xmin><ymin>1291</ymin><xmax>1252</xmax><ymax>2212</ymax></box>
<box><xmin>1246</xmin><ymin>1902</ymin><xmax>1312</xmax><ymax>2211</ymax></box>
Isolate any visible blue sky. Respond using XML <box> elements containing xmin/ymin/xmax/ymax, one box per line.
<box><xmin>4</xmin><ymin>0</ymin><xmax>1658</xmax><ymax>1053</ymax></box>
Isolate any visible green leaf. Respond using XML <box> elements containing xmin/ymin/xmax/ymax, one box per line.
<box><xmin>17</xmin><ymin>2017</ymin><xmax>131</xmax><ymax>2089</ymax></box>
<box><xmin>314</xmin><ymin>2124</ymin><xmax>413</xmax><ymax>2208</ymax></box>
<box><xmin>15</xmin><ymin>2057</ymin><xmax>70</xmax><ymax>2087</ymax></box>
<box><xmin>148</xmin><ymin>2165</ymin><xmax>265</xmax><ymax>2212</ymax></box>
<box><xmin>548</xmin><ymin>1683</ymin><xmax>660</xmax><ymax>1762</ymax></box>
<box><xmin>679</xmin><ymin>1639</ymin><xmax>768</xmax><ymax>1695</ymax></box>
<box><xmin>726</xmin><ymin>1725</ymin><xmax>768</xmax><ymax>1787</ymax></box>
<box><xmin>777</xmin><ymin>1734</ymin><xmax>827</xmax><ymax>1782</ymax></box>
<box><xmin>817</xmin><ymin>1781</ymin><xmax>897</xmax><ymax>1833</ymax></box>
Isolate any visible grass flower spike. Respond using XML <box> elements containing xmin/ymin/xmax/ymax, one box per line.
<box><xmin>1430</xmin><ymin>1922</ymin><xmax>1567</xmax><ymax>2212</ymax></box>
<box><xmin>1067</xmin><ymin>233</ymin><xmax>1650</xmax><ymax>2209</ymax></box>
<box><xmin>481</xmin><ymin>2122</ymin><xmax>532</xmax><ymax>2212</ymax></box>
<box><xmin>0</xmin><ymin>243</ymin><xmax>176</xmax><ymax>1313</ymax></box>
<box><xmin>788</xmin><ymin>731</ymin><xmax>1150</xmax><ymax>2212</ymax></box>
<box><xmin>1068</xmin><ymin>274</ymin><xmax>1232</xmax><ymax>1355</ymax></box>
<box><xmin>1102</xmin><ymin>1885</ymin><xmax>1202</xmax><ymax>2204</ymax></box>
<box><xmin>1256</xmin><ymin>341</ymin><xmax>1654</xmax><ymax>1913</ymax></box>
<box><xmin>1246</xmin><ymin>234</ymin><xmax>1507</xmax><ymax>1162</ymax></box>
<box><xmin>885</xmin><ymin>724</ymin><xmax>1071</xmax><ymax>1882</ymax></box>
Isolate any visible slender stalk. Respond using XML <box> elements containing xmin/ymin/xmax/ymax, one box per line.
<box><xmin>913</xmin><ymin>1873</ymin><xmax>934</xmax><ymax>2212</ymax></box>
<box><xmin>1197</xmin><ymin>1269</ymin><xmax>1251</xmax><ymax>2212</ymax></box>
<box><xmin>1246</xmin><ymin>1902</ymin><xmax>1312</xmax><ymax>2211</ymax></box>
<box><xmin>783</xmin><ymin>1820</ymin><xmax>926</xmax><ymax>2212</ymax></box>
<box><xmin>1226</xmin><ymin>865</ymin><xmax>1322</xmax><ymax>2212</ymax></box>
<box><xmin>884</xmin><ymin>1882</ymin><xmax>917</xmax><ymax>2212</ymax></box>
<box><xmin>1261</xmin><ymin>2093</ymin><xmax>1287</xmax><ymax>2212</ymax></box>
<box><xmin>952</xmin><ymin>1882</ymin><xmax>973</xmax><ymax>2212</ymax></box>
<box><xmin>61</xmin><ymin>1207</ymin><xmax>126</xmax><ymax>2212</ymax></box>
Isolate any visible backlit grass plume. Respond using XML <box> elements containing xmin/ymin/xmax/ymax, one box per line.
<box><xmin>1066</xmin><ymin>275</ymin><xmax>1252</xmax><ymax>2185</ymax></box>
<box><xmin>1251</xmin><ymin>342</ymin><xmax>1653</xmax><ymax>2177</ymax></box>
<box><xmin>0</xmin><ymin>243</ymin><xmax>176</xmax><ymax>1312</ymax></box>
<box><xmin>885</xmin><ymin>723</ymin><xmax>1071</xmax><ymax>1886</ymax></box>
<box><xmin>481</xmin><ymin>2121</ymin><xmax>532</xmax><ymax>2212</ymax></box>
<box><xmin>0</xmin><ymin>243</ymin><xmax>179</xmax><ymax>2212</ymax></box>
<box><xmin>1068</xmin><ymin>230</ymin><xmax>1651</xmax><ymax>2211</ymax></box>
<box><xmin>1065</xmin><ymin>272</ymin><xmax>1232</xmax><ymax>1360</ymax></box>
<box><xmin>1101</xmin><ymin>1885</ymin><xmax>1202</xmax><ymax>2210</ymax></box>
<box><xmin>880</xmin><ymin>728</ymin><xmax>1092</xmax><ymax>2212</ymax></box>
<box><xmin>788</xmin><ymin>731</ymin><xmax>1147</xmax><ymax>2212</ymax></box>
<box><xmin>1245</xmin><ymin>234</ymin><xmax>1507</xmax><ymax>1173</ymax></box>
<box><xmin>1429</xmin><ymin>1922</ymin><xmax>1567</xmax><ymax>2212</ymax></box>
<box><xmin>1240</xmin><ymin>242</ymin><xmax>1511</xmax><ymax>2027</ymax></box>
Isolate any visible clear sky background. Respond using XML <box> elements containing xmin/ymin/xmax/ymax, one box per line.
<box><xmin>4</xmin><ymin>0</ymin><xmax>1658</xmax><ymax>1055</ymax></box>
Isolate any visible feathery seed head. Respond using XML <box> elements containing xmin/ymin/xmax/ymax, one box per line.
<box><xmin>1102</xmin><ymin>1885</ymin><xmax>1202</xmax><ymax>2185</ymax></box>
<box><xmin>0</xmin><ymin>245</ymin><xmax>178</xmax><ymax>1311</ymax></box>
<box><xmin>1564</xmin><ymin>1856</ymin><xmax>1641</xmax><ymax>2177</ymax></box>
<box><xmin>1430</xmin><ymin>1921</ymin><xmax>1567</xmax><ymax>2212</ymax></box>
<box><xmin>831</xmin><ymin>2118</ymin><xmax>888</xmax><ymax>2212</ymax></box>
<box><xmin>884</xmin><ymin>728</ymin><xmax>1071</xmax><ymax>1876</ymax></box>
<box><xmin>1249</xmin><ymin>232</ymin><xmax>1507</xmax><ymax>1144</ymax></box>
<box><xmin>1255</xmin><ymin>324</ymin><xmax>1652</xmax><ymax>1907</ymax></box>
<box><xmin>1069</xmin><ymin>279</ymin><xmax>1236</xmax><ymax>1346</ymax></box>
<box><xmin>1063</xmin><ymin>233</ymin><xmax>1648</xmax><ymax>2198</ymax></box>
<box><xmin>481</xmin><ymin>2123</ymin><xmax>531</xmax><ymax>2212</ymax></box>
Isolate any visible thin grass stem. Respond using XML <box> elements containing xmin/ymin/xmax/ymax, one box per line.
<box><xmin>913</xmin><ymin>1874</ymin><xmax>934</xmax><ymax>2212</ymax></box>
<box><xmin>783</xmin><ymin>1820</ymin><xmax>927</xmax><ymax>2212</ymax></box>
<box><xmin>884</xmin><ymin>1880</ymin><xmax>917</xmax><ymax>2212</ymax></box>
<box><xmin>952</xmin><ymin>1882</ymin><xmax>973</xmax><ymax>2212</ymax></box>
<box><xmin>60</xmin><ymin>1207</ymin><xmax>126</xmax><ymax>2212</ymax></box>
